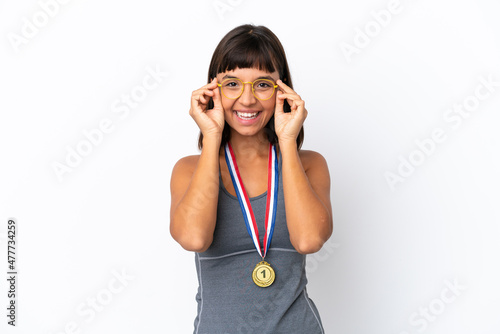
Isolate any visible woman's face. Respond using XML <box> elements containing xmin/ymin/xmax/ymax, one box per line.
<box><xmin>216</xmin><ymin>67</ymin><xmax>279</xmax><ymax>137</ymax></box>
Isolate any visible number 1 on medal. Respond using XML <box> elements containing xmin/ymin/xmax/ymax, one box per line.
<box><xmin>252</xmin><ymin>261</ymin><xmax>275</xmax><ymax>287</ymax></box>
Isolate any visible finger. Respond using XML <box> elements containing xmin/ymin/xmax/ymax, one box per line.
<box><xmin>278</xmin><ymin>93</ymin><xmax>305</xmax><ymax>112</ymax></box>
<box><xmin>208</xmin><ymin>77</ymin><xmax>219</xmax><ymax>87</ymax></box>
<box><xmin>193</xmin><ymin>89</ymin><xmax>212</xmax><ymax>100</ymax></box>
<box><xmin>191</xmin><ymin>94</ymin><xmax>201</xmax><ymax>104</ymax></box>
<box><xmin>192</xmin><ymin>90</ymin><xmax>214</xmax><ymax>106</ymax></box>
<box><xmin>276</xmin><ymin>79</ymin><xmax>296</xmax><ymax>94</ymax></box>
<box><xmin>275</xmin><ymin>87</ymin><xmax>285</xmax><ymax>114</ymax></box>
<box><xmin>192</xmin><ymin>95</ymin><xmax>207</xmax><ymax>111</ymax></box>
<box><xmin>194</xmin><ymin>88</ymin><xmax>209</xmax><ymax>98</ymax></box>
<box><xmin>291</xmin><ymin>99</ymin><xmax>305</xmax><ymax>110</ymax></box>
<box><xmin>203</xmin><ymin>89</ymin><xmax>214</xmax><ymax>97</ymax></box>
<box><xmin>212</xmin><ymin>81</ymin><xmax>223</xmax><ymax>109</ymax></box>
<box><xmin>194</xmin><ymin>88</ymin><xmax>214</xmax><ymax>96</ymax></box>
<box><xmin>277</xmin><ymin>92</ymin><xmax>302</xmax><ymax>105</ymax></box>
<box><xmin>200</xmin><ymin>77</ymin><xmax>218</xmax><ymax>91</ymax></box>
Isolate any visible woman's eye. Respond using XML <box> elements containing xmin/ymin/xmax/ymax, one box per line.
<box><xmin>256</xmin><ymin>82</ymin><xmax>271</xmax><ymax>88</ymax></box>
<box><xmin>224</xmin><ymin>81</ymin><xmax>239</xmax><ymax>87</ymax></box>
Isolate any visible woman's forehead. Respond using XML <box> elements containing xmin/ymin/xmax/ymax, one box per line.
<box><xmin>219</xmin><ymin>67</ymin><xmax>278</xmax><ymax>78</ymax></box>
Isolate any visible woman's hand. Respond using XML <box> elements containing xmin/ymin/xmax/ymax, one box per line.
<box><xmin>274</xmin><ymin>79</ymin><xmax>307</xmax><ymax>144</ymax></box>
<box><xmin>189</xmin><ymin>78</ymin><xmax>225</xmax><ymax>138</ymax></box>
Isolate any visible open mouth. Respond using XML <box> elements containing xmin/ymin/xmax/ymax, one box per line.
<box><xmin>234</xmin><ymin>110</ymin><xmax>261</xmax><ymax>119</ymax></box>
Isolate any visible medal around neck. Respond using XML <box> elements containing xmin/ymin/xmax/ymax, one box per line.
<box><xmin>252</xmin><ymin>260</ymin><xmax>275</xmax><ymax>287</ymax></box>
<box><xmin>224</xmin><ymin>142</ymin><xmax>279</xmax><ymax>288</ymax></box>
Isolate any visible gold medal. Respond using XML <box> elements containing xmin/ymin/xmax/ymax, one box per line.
<box><xmin>252</xmin><ymin>261</ymin><xmax>275</xmax><ymax>287</ymax></box>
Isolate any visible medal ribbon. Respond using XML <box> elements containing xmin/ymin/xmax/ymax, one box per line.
<box><xmin>224</xmin><ymin>142</ymin><xmax>279</xmax><ymax>259</ymax></box>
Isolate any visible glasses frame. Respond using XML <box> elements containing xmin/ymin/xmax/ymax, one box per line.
<box><xmin>217</xmin><ymin>78</ymin><xmax>279</xmax><ymax>101</ymax></box>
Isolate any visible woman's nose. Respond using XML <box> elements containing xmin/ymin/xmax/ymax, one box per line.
<box><xmin>238</xmin><ymin>83</ymin><xmax>258</xmax><ymax>105</ymax></box>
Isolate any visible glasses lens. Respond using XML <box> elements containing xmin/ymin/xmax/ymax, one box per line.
<box><xmin>221</xmin><ymin>79</ymin><xmax>243</xmax><ymax>99</ymax></box>
<box><xmin>253</xmin><ymin>79</ymin><xmax>275</xmax><ymax>100</ymax></box>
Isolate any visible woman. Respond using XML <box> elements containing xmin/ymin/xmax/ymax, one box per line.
<box><xmin>170</xmin><ymin>24</ymin><xmax>333</xmax><ymax>333</ymax></box>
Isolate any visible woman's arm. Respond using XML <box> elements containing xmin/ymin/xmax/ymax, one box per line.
<box><xmin>279</xmin><ymin>140</ymin><xmax>333</xmax><ymax>254</ymax></box>
<box><xmin>170</xmin><ymin>134</ymin><xmax>221</xmax><ymax>252</ymax></box>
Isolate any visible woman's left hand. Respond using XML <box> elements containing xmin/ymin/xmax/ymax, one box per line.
<box><xmin>274</xmin><ymin>79</ymin><xmax>308</xmax><ymax>144</ymax></box>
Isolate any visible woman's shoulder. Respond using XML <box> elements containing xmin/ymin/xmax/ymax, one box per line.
<box><xmin>298</xmin><ymin>149</ymin><xmax>326</xmax><ymax>159</ymax></box>
<box><xmin>297</xmin><ymin>149</ymin><xmax>329</xmax><ymax>172</ymax></box>
<box><xmin>170</xmin><ymin>154</ymin><xmax>202</xmax><ymax>194</ymax></box>
<box><xmin>172</xmin><ymin>154</ymin><xmax>201</xmax><ymax>173</ymax></box>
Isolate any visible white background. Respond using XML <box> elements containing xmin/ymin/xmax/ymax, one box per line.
<box><xmin>1</xmin><ymin>0</ymin><xmax>500</xmax><ymax>333</ymax></box>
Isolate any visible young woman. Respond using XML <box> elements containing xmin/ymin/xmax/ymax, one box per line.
<box><xmin>170</xmin><ymin>24</ymin><xmax>333</xmax><ymax>333</ymax></box>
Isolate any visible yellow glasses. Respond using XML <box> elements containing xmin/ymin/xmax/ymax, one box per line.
<box><xmin>217</xmin><ymin>78</ymin><xmax>278</xmax><ymax>101</ymax></box>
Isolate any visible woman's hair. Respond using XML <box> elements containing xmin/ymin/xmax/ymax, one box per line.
<box><xmin>197</xmin><ymin>24</ymin><xmax>304</xmax><ymax>151</ymax></box>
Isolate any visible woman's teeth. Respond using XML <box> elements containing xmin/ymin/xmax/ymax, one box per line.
<box><xmin>235</xmin><ymin>111</ymin><xmax>260</xmax><ymax>119</ymax></box>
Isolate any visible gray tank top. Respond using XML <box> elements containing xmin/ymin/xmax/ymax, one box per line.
<box><xmin>193</xmin><ymin>149</ymin><xmax>325</xmax><ymax>334</ymax></box>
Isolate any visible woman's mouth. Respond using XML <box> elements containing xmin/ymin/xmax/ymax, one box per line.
<box><xmin>233</xmin><ymin>110</ymin><xmax>262</xmax><ymax>125</ymax></box>
<box><xmin>234</xmin><ymin>110</ymin><xmax>261</xmax><ymax>119</ymax></box>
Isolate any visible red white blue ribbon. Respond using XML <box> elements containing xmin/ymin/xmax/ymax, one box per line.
<box><xmin>224</xmin><ymin>142</ymin><xmax>279</xmax><ymax>259</ymax></box>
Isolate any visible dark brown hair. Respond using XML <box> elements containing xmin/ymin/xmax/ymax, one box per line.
<box><xmin>197</xmin><ymin>24</ymin><xmax>304</xmax><ymax>151</ymax></box>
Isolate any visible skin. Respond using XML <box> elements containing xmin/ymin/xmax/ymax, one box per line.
<box><xmin>170</xmin><ymin>67</ymin><xmax>333</xmax><ymax>254</ymax></box>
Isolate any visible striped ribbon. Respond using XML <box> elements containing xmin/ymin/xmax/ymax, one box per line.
<box><xmin>224</xmin><ymin>142</ymin><xmax>279</xmax><ymax>259</ymax></box>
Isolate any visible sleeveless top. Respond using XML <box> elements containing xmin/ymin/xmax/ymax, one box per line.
<box><xmin>193</xmin><ymin>150</ymin><xmax>325</xmax><ymax>334</ymax></box>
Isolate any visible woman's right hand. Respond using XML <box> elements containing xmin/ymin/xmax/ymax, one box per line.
<box><xmin>189</xmin><ymin>78</ymin><xmax>225</xmax><ymax>138</ymax></box>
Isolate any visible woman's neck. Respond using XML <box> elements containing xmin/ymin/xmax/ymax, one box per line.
<box><xmin>225</xmin><ymin>129</ymin><xmax>271</xmax><ymax>161</ymax></box>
